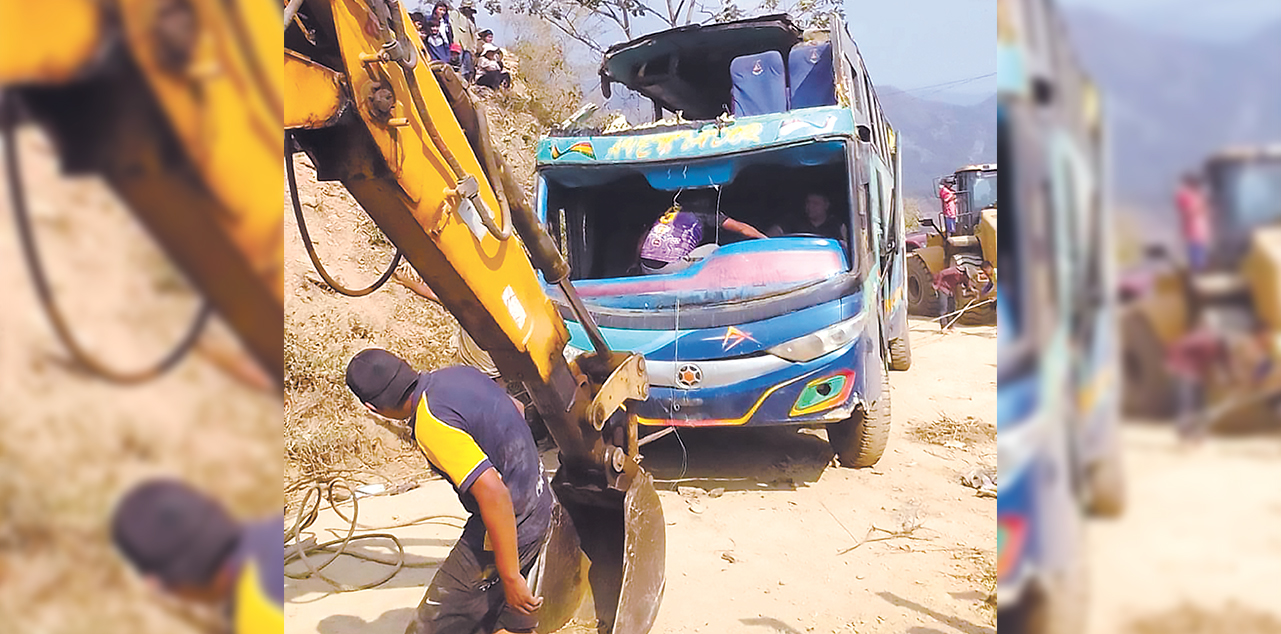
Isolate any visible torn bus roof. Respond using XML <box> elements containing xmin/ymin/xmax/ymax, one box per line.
<box><xmin>599</xmin><ymin>14</ymin><xmax>803</xmax><ymax>120</ymax></box>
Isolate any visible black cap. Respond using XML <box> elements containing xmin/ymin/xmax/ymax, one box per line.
<box><xmin>111</xmin><ymin>479</ymin><xmax>240</xmax><ymax>588</ymax></box>
<box><xmin>346</xmin><ymin>348</ymin><xmax>418</xmax><ymax>411</ymax></box>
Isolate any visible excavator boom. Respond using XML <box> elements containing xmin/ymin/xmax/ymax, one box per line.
<box><xmin>286</xmin><ymin>1</ymin><xmax>664</xmax><ymax>630</ymax></box>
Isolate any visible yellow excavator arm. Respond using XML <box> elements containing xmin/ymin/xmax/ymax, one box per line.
<box><xmin>1</xmin><ymin>0</ymin><xmax>284</xmax><ymax>384</ymax></box>
<box><xmin>285</xmin><ymin>1</ymin><xmax>664</xmax><ymax>631</ymax></box>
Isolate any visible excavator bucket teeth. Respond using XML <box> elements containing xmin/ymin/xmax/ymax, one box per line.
<box><xmin>552</xmin><ymin>468</ymin><xmax>666</xmax><ymax>634</ymax></box>
<box><xmin>614</xmin><ymin>469</ymin><xmax>666</xmax><ymax>634</ymax></box>
<box><xmin>532</xmin><ymin>501</ymin><xmax>590</xmax><ymax>633</ymax></box>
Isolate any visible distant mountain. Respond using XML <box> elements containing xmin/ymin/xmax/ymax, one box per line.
<box><xmin>880</xmin><ymin>91</ymin><xmax>997</xmax><ymax>198</ymax></box>
<box><xmin>1062</xmin><ymin>8</ymin><xmax>1281</xmax><ymax>212</ymax></box>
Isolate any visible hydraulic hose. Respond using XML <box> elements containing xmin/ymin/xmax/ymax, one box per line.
<box><xmin>3</xmin><ymin>92</ymin><xmax>211</xmax><ymax>385</ymax></box>
<box><xmin>286</xmin><ymin>137</ymin><xmax>402</xmax><ymax>297</ymax></box>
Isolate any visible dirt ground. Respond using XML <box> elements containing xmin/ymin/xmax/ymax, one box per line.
<box><xmin>0</xmin><ymin>128</ymin><xmax>281</xmax><ymax>631</ymax></box>
<box><xmin>1086</xmin><ymin>424</ymin><xmax>1281</xmax><ymax>634</ymax></box>
<box><xmin>283</xmin><ymin>317</ymin><xmax>997</xmax><ymax>634</ymax></box>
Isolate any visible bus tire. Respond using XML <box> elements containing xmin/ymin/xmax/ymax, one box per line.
<box><xmin>1120</xmin><ymin>311</ymin><xmax>1178</xmax><ymax>419</ymax></box>
<box><xmin>888</xmin><ymin>336</ymin><xmax>912</xmax><ymax>371</ymax></box>
<box><xmin>828</xmin><ymin>369</ymin><xmax>891</xmax><ymax>468</ymax></box>
<box><xmin>998</xmin><ymin>552</ymin><xmax>1088</xmax><ymax>634</ymax></box>
<box><xmin>1085</xmin><ymin>436</ymin><xmax>1126</xmax><ymax>517</ymax></box>
<box><xmin>956</xmin><ymin>295</ymin><xmax>997</xmax><ymax>326</ymax></box>
<box><xmin>907</xmin><ymin>255</ymin><xmax>940</xmax><ymax>316</ymax></box>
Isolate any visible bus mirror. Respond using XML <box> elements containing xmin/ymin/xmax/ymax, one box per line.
<box><xmin>920</xmin><ymin>217</ymin><xmax>935</xmax><ymax>228</ymax></box>
<box><xmin>856</xmin><ymin>124</ymin><xmax>872</xmax><ymax>143</ymax></box>
<box><xmin>600</xmin><ymin>74</ymin><xmax>612</xmax><ymax>99</ymax></box>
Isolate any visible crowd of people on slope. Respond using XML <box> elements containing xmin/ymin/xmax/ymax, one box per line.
<box><xmin>410</xmin><ymin>1</ymin><xmax>511</xmax><ymax>89</ymax></box>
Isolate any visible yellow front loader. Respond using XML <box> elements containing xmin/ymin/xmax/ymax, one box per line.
<box><xmin>1121</xmin><ymin>147</ymin><xmax>1281</xmax><ymax>429</ymax></box>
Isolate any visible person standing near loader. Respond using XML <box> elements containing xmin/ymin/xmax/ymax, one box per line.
<box><xmin>938</xmin><ymin>178</ymin><xmax>959</xmax><ymax>237</ymax></box>
<box><xmin>1175</xmin><ymin>172</ymin><xmax>1213</xmax><ymax>270</ymax></box>
<box><xmin>345</xmin><ymin>348</ymin><xmax>551</xmax><ymax>634</ymax></box>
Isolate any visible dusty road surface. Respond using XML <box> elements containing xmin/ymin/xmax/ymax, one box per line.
<box><xmin>1086</xmin><ymin>425</ymin><xmax>1281</xmax><ymax>634</ymax></box>
<box><xmin>284</xmin><ymin>318</ymin><xmax>996</xmax><ymax>634</ymax></box>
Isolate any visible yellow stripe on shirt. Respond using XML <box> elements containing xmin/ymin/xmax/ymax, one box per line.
<box><xmin>234</xmin><ymin>561</ymin><xmax>283</xmax><ymax>634</ymax></box>
<box><xmin>415</xmin><ymin>395</ymin><xmax>490</xmax><ymax>488</ymax></box>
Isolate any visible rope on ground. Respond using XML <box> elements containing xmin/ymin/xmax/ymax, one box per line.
<box><xmin>941</xmin><ymin>297</ymin><xmax>995</xmax><ymax>330</ymax></box>
<box><xmin>284</xmin><ymin>471</ymin><xmax>466</xmax><ymax>593</ymax></box>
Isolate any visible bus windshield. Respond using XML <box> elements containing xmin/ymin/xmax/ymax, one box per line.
<box><xmin>540</xmin><ymin>141</ymin><xmax>863</xmax><ymax>312</ymax></box>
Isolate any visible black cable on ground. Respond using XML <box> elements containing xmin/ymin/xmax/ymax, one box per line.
<box><xmin>286</xmin><ymin>136</ymin><xmax>402</xmax><ymax>297</ymax></box>
<box><xmin>284</xmin><ymin>472</ymin><xmax>466</xmax><ymax>593</ymax></box>
<box><xmin>3</xmin><ymin>92</ymin><xmax>211</xmax><ymax>385</ymax></box>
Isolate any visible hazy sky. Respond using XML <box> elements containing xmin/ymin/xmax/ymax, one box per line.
<box><xmin>1057</xmin><ymin>0</ymin><xmax>1281</xmax><ymax>41</ymax></box>
<box><xmin>842</xmin><ymin>0</ymin><xmax>996</xmax><ymax>96</ymax></box>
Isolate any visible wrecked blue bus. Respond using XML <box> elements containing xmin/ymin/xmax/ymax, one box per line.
<box><xmin>534</xmin><ymin>14</ymin><xmax>911</xmax><ymax>467</ymax></box>
<box><xmin>998</xmin><ymin>0</ymin><xmax>1125</xmax><ymax>631</ymax></box>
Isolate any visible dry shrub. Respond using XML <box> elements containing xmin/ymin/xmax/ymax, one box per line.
<box><xmin>496</xmin><ymin>14</ymin><xmax>589</xmax><ymax>127</ymax></box>
<box><xmin>910</xmin><ymin>413</ymin><xmax>996</xmax><ymax>447</ymax></box>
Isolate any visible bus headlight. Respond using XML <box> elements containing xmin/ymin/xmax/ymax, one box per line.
<box><xmin>767</xmin><ymin>314</ymin><xmax>864</xmax><ymax>362</ymax></box>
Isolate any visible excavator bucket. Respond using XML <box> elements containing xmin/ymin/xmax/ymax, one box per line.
<box><xmin>547</xmin><ymin>467</ymin><xmax>666</xmax><ymax>634</ymax></box>
<box><xmin>532</xmin><ymin>501</ymin><xmax>590</xmax><ymax>633</ymax></box>
<box><xmin>614</xmin><ymin>469</ymin><xmax>666</xmax><ymax>633</ymax></box>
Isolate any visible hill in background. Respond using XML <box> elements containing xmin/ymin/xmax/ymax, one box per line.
<box><xmin>1063</xmin><ymin>8</ymin><xmax>1281</xmax><ymax>216</ymax></box>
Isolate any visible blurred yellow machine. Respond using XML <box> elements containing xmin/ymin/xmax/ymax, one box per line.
<box><xmin>906</xmin><ymin>163</ymin><xmax>998</xmax><ymax>324</ymax></box>
<box><xmin>1121</xmin><ymin>146</ymin><xmax>1281</xmax><ymax>426</ymax></box>
<box><xmin>0</xmin><ymin>0</ymin><xmax>284</xmax><ymax>384</ymax></box>
<box><xmin>2</xmin><ymin>1</ymin><xmax>285</xmax><ymax>632</ymax></box>
<box><xmin>4</xmin><ymin>0</ymin><xmax>666</xmax><ymax>630</ymax></box>
<box><xmin>284</xmin><ymin>1</ymin><xmax>663</xmax><ymax>632</ymax></box>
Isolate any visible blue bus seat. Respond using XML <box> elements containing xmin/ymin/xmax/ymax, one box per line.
<box><xmin>789</xmin><ymin>42</ymin><xmax>836</xmax><ymax>109</ymax></box>
<box><xmin>730</xmin><ymin>51</ymin><xmax>789</xmax><ymax>116</ymax></box>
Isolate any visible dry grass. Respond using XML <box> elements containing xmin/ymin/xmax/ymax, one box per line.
<box><xmin>1127</xmin><ymin>604</ymin><xmax>1281</xmax><ymax>634</ymax></box>
<box><xmin>953</xmin><ymin>546</ymin><xmax>997</xmax><ymax>623</ymax></box>
<box><xmin>910</xmin><ymin>413</ymin><xmax>996</xmax><ymax>447</ymax></box>
<box><xmin>497</xmin><ymin>15</ymin><xmax>589</xmax><ymax>128</ymax></box>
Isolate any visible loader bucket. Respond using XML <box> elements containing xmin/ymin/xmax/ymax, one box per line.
<box><xmin>551</xmin><ymin>468</ymin><xmax>666</xmax><ymax>634</ymax></box>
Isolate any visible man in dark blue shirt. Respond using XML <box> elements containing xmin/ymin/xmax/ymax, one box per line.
<box><xmin>346</xmin><ymin>348</ymin><xmax>552</xmax><ymax>634</ymax></box>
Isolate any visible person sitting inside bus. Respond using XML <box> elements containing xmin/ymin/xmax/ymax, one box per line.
<box><xmin>636</xmin><ymin>189</ymin><xmax>767</xmax><ymax>275</ymax></box>
<box><xmin>766</xmin><ymin>192</ymin><xmax>847</xmax><ymax>242</ymax></box>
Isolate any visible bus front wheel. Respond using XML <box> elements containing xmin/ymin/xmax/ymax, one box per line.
<box><xmin>828</xmin><ymin>369</ymin><xmax>891</xmax><ymax>467</ymax></box>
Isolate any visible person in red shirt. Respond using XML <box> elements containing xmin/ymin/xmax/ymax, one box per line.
<box><xmin>1175</xmin><ymin>172</ymin><xmax>1213</xmax><ymax>270</ymax></box>
<box><xmin>938</xmin><ymin>178</ymin><xmax>959</xmax><ymax>237</ymax></box>
<box><xmin>932</xmin><ymin>264</ymin><xmax>972</xmax><ymax>329</ymax></box>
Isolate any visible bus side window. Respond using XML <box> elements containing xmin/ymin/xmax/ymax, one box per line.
<box><xmin>853</xmin><ymin>182</ymin><xmax>872</xmax><ymax>273</ymax></box>
<box><xmin>863</xmin><ymin>178</ymin><xmax>880</xmax><ymax>260</ymax></box>
<box><xmin>846</xmin><ymin>60</ymin><xmax>862</xmax><ymax>113</ymax></box>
